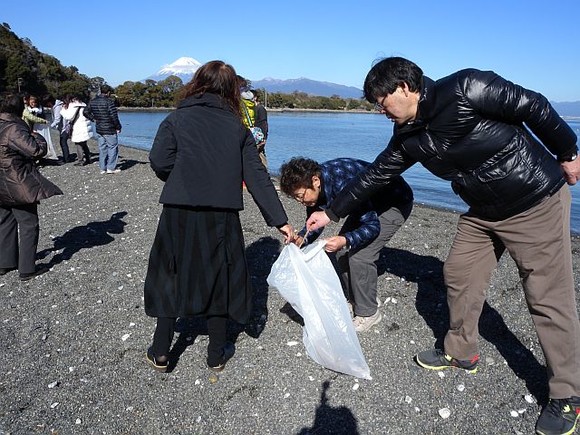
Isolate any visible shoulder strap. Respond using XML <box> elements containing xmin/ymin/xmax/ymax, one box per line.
<box><xmin>71</xmin><ymin>107</ymin><xmax>81</xmax><ymax>124</ymax></box>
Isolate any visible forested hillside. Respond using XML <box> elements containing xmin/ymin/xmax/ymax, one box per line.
<box><xmin>0</xmin><ymin>22</ymin><xmax>107</xmax><ymax>98</ymax></box>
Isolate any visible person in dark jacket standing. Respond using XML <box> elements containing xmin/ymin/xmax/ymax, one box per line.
<box><xmin>144</xmin><ymin>60</ymin><xmax>294</xmax><ymax>373</ymax></box>
<box><xmin>253</xmin><ymin>92</ymin><xmax>269</xmax><ymax>169</ymax></box>
<box><xmin>0</xmin><ymin>94</ymin><xmax>63</xmax><ymax>280</ymax></box>
<box><xmin>305</xmin><ymin>57</ymin><xmax>580</xmax><ymax>435</ymax></box>
<box><xmin>85</xmin><ymin>85</ymin><xmax>122</xmax><ymax>174</ymax></box>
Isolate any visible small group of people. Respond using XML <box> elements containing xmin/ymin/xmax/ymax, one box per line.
<box><xmin>142</xmin><ymin>58</ymin><xmax>579</xmax><ymax>435</ymax></box>
<box><xmin>20</xmin><ymin>87</ymin><xmax>123</xmax><ymax>173</ymax></box>
<box><xmin>0</xmin><ymin>86</ymin><xmax>124</xmax><ymax>283</ymax></box>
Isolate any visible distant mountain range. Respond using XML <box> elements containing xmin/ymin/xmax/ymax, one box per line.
<box><xmin>551</xmin><ymin>101</ymin><xmax>580</xmax><ymax>118</ymax></box>
<box><xmin>145</xmin><ymin>57</ymin><xmax>363</xmax><ymax>99</ymax></box>
<box><xmin>250</xmin><ymin>77</ymin><xmax>363</xmax><ymax>99</ymax></box>
<box><xmin>146</xmin><ymin>57</ymin><xmax>580</xmax><ymax>113</ymax></box>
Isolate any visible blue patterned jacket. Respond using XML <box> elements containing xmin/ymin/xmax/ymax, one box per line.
<box><xmin>300</xmin><ymin>158</ymin><xmax>413</xmax><ymax>250</ymax></box>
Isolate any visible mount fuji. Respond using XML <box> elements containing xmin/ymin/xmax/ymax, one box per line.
<box><xmin>146</xmin><ymin>57</ymin><xmax>202</xmax><ymax>83</ymax></box>
<box><xmin>145</xmin><ymin>57</ymin><xmax>364</xmax><ymax>98</ymax></box>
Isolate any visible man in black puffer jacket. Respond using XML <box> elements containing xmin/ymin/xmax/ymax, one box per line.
<box><xmin>306</xmin><ymin>57</ymin><xmax>580</xmax><ymax>435</ymax></box>
<box><xmin>85</xmin><ymin>85</ymin><xmax>122</xmax><ymax>174</ymax></box>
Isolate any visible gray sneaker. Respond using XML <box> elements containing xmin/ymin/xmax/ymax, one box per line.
<box><xmin>353</xmin><ymin>310</ymin><xmax>382</xmax><ymax>332</ymax></box>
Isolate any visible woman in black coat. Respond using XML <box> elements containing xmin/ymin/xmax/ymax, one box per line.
<box><xmin>0</xmin><ymin>94</ymin><xmax>63</xmax><ymax>280</ymax></box>
<box><xmin>144</xmin><ymin>60</ymin><xmax>293</xmax><ymax>373</ymax></box>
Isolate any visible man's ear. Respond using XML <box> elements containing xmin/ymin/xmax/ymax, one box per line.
<box><xmin>312</xmin><ymin>175</ymin><xmax>321</xmax><ymax>188</ymax></box>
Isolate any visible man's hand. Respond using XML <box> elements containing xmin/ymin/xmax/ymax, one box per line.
<box><xmin>306</xmin><ymin>211</ymin><xmax>330</xmax><ymax>232</ymax></box>
<box><xmin>324</xmin><ymin>236</ymin><xmax>347</xmax><ymax>253</ymax></box>
<box><xmin>277</xmin><ymin>224</ymin><xmax>295</xmax><ymax>244</ymax></box>
<box><xmin>292</xmin><ymin>235</ymin><xmax>305</xmax><ymax>247</ymax></box>
<box><xmin>562</xmin><ymin>159</ymin><xmax>580</xmax><ymax>185</ymax></box>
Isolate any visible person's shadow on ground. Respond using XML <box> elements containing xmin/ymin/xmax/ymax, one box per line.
<box><xmin>242</xmin><ymin>236</ymin><xmax>283</xmax><ymax>338</ymax></box>
<box><xmin>37</xmin><ymin>211</ymin><xmax>128</xmax><ymax>266</ymax></box>
<box><xmin>378</xmin><ymin>247</ymin><xmax>549</xmax><ymax>404</ymax></box>
<box><xmin>296</xmin><ymin>380</ymin><xmax>359</xmax><ymax>435</ymax></box>
<box><xmin>117</xmin><ymin>156</ymin><xmax>148</xmax><ymax>171</ymax></box>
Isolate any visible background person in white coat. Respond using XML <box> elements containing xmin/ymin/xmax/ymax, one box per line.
<box><xmin>60</xmin><ymin>96</ymin><xmax>93</xmax><ymax>167</ymax></box>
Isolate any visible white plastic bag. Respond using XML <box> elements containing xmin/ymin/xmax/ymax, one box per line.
<box><xmin>267</xmin><ymin>240</ymin><xmax>371</xmax><ymax>379</ymax></box>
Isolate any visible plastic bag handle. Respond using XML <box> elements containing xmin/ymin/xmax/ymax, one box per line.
<box><xmin>300</xmin><ymin>240</ymin><xmax>327</xmax><ymax>262</ymax></box>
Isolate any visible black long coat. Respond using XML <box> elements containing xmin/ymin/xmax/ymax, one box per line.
<box><xmin>144</xmin><ymin>93</ymin><xmax>288</xmax><ymax>322</ymax></box>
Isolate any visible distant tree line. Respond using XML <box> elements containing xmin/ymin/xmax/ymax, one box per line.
<box><xmin>0</xmin><ymin>22</ymin><xmax>375</xmax><ymax>111</ymax></box>
<box><xmin>115</xmin><ymin>79</ymin><xmax>374</xmax><ymax>111</ymax></box>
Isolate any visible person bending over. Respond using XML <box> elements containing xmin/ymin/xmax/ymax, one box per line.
<box><xmin>305</xmin><ymin>56</ymin><xmax>580</xmax><ymax>435</ymax></box>
<box><xmin>280</xmin><ymin>157</ymin><xmax>413</xmax><ymax>332</ymax></box>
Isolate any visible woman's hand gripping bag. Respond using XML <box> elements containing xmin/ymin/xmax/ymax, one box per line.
<box><xmin>267</xmin><ymin>241</ymin><xmax>371</xmax><ymax>379</ymax></box>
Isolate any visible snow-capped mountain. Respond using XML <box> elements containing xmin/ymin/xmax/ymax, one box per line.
<box><xmin>146</xmin><ymin>57</ymin><xmax>201</xmax><ymax>83</ymax></box>
<box><xmin>145</xmin><ymin>58</ymin><xmax>364</xmax><ymax>98</ymax></box>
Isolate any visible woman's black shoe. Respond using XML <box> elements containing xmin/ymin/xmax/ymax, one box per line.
<box><xmin>146</xmin><ymin>347</ymin><xmax>168</xmax><ymax>372</ymax></box>
<box><xmin>208</xmin><ymin>342</ymin><xmax>235</xmax><ymax>372</ymax></box>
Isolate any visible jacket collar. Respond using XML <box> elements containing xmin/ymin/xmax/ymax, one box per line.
<box><xmin>177</xmin><ymin>93</ymin><xmax>230</xmax><ymax>111</ymax></box>
<box><xmin>0</xmin><ymin>113</ymin><xmax>26</xmax><ymax>124</ymax></box>
<box><xmin>395</xmin><ymin>76</ymin><xmax>434</xmax><ymax>135</ymax></box>
<box><xmin>416</xmin><ymin>76</ymin><xmax>435</xmax><ymax>122</ymax></box>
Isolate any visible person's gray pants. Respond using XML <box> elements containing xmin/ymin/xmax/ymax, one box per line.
<box><xmin>444</xmin><ymin>185</ymin><xmax>580</xmax><ymax>399</ymax></box>
<box><xmin>336</xmin><ymin>202</ymin><xmax>413</xmax><ymax>317</ymax></box>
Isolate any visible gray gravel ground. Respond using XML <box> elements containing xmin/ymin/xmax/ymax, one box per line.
<box><xmin>0</xmin><ymin>140</ymin><xmax>579</xmax><ymax>435</ymax></box>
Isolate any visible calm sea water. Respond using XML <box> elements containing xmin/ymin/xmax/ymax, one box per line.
<box><xmin>118</xmin><ymin>111</ymin><xmax>580</xmax><ymax>234</ymax></box>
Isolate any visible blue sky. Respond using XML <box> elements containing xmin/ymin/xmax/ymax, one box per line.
<box><xmin>3</xmin><ymin>0</ymin><xmax>580</xmax><ymax>101</ymax></box>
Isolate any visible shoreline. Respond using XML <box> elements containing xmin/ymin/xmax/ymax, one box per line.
<box><xmin>117</xmin><ymin>106</ymin><xmax>580</xmax><ymax>120</ymax></box>
<box><xmin>0</xmin><ymin>141</ymin><xmax>578</xmax><ymax>433</ymax></box>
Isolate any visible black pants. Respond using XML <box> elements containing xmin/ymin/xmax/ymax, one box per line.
<box><xmin>0</xmin><ymin>203</ymin><xmax>39</xmax><ymax>274</ymax></box>
<box><xmin>75</xmin><ymin>141</ymin><xmax>91</xmax><ymax>163</ymax></box>
<box><xmin>152</xmin><ymin>316</ymin><xmax>227</xmax><ymax>366</ymax></box>
<box><xmin>60</xmin><ymin>131</ymin><xmax>71</xmax><ymax>162</ymax></box>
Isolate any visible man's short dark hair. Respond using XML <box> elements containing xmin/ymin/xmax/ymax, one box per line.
<box><xmin>363</xmin><ymin>57</ymin><xmax>423</xmax><ymax>104</ymax></box>
<box><xmin>279</xmin><ymin>157</ymin><xmax>321</xmax><ymax>197</ymax></box>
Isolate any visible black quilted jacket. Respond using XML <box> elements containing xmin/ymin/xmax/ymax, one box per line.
<box><xmin>328</xmin><ymin>69</ymin><xmax>577</xmax><ymax>221</ymax></box>
<box><xmin>85</xmin><ymin>95</ymin><xmax>122</xmax><ymax>135</ymax></box>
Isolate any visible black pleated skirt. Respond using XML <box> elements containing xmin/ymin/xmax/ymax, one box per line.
<box><xmin>144</xmin><ymin>205</ymin><xmax>252</xmax><ymax>324</ymax></box>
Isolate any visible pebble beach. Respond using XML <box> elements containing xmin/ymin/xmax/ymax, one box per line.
<box><xmin>1</xmin><ymin>137</ymin><xmax>579</xmax><ymax>434</ymax></box>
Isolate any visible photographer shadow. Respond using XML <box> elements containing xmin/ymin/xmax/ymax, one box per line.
<box><xmin>296</xmin><ymin>380</ymin><xmax>359</xmax><ymax>435</ymax></box>
<box><xmin>378</xmin><ymin>247</ymin><xmax>548</xmax><ymax>404</ymax></box>
<box><xmin>37</xmin><ymin>211</ymin><xmax>128</xmax><ymax>266</ymax></box>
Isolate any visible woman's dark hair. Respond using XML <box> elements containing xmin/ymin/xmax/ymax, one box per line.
<box><xmin>181</xmin><ymin>60</ymin><xmax>242</xmax><ymax>119</ymax></box>
<box><xmin>279</xmin><ymin>157</ymin><xmax>321</xmax><ymax>197</ymax></box>
<box><xmin>63</xmin><ymin>94</ymin><xmax>73</xmax><ymax>109</ymax></box>
<box><xmin>0</xmin><ymin>93</ymin><xmax>25</xmax><ymax>115</ymax></box>
<box><xmin>363</xmin><ymin>57</ymin><xmax>423</xmax><ymax>103</ymax></box>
